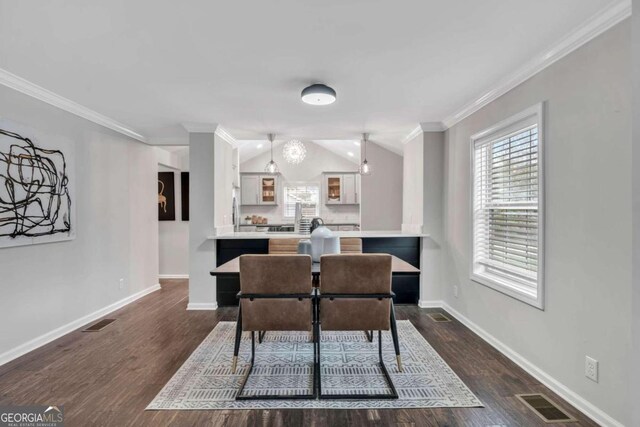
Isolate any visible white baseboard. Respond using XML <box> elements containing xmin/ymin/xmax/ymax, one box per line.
<box><xmin>159</xmin><ymin>274</ymin><xmax>189</xmax><ymax>279</ymax></box>
<box><xmin>0</xmin><ymin>283</ymin><xmax>162</xmax><ymax>367</ymax></box>
<box><xmin>187</xmin><ymin>302</ymin><xmax>218</xmax><ymax>310</ymax></box>
<box><xmin>418</xmin><ymin>299</ymin><xmax>444</xmax><ymax>308</ymax></box>
<box><xmin>435</xmin><ymin>302</ymin><xmax>623</xmax><ymax>427</ymax></box>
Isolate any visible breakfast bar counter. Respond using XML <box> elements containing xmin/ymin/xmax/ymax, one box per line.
<box><xmin>209</xmin><ymin>231</ymin><xmax>425</xmax><ymax>306</ymax></box>
<box><xmin>208</xmin><ymin>230</ymin><xmax>428</xmax><ymax>240</ymax></box>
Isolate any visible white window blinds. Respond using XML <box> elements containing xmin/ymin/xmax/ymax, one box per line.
<box><xmin>283</xmin><ymin>185</ymin><xmax>319</xmax><ymax>218</ymax></box>
<box><xmin>471</xmin><ymin>104</ymin><xmax>544</xmax><ymax>308</ymax></box>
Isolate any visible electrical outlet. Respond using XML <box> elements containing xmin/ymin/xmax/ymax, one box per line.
<box><xmin>119</xmin><ymin>278</ymin><xmax>124</xmax><ymax>290</ymax></box>
<box><xmin>585</xmin><ymin>356</ymin><xmax>598</xmax><ymax>382</ymax></box>
<box><xmin>453</xmin><ymin>285</ymin><xmax>459</xmax><ymax>298</ymax></box>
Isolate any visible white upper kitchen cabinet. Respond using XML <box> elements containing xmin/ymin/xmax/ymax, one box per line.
<box><xmin>259</xmin><ymin>176</ymin><xmax>277</xmax><ymax>205</ymax></box>
<box><xmin>240</xmin><ymin>174</ymin><xmax>278</xmax><ymax>205</ymax></box>
<box><xmin>324</xmin><ymin>172</ymin><xmax>359</xmax><ymax>205</ymax></box>
<box><xmin>241</xmin><ymin>175</ymin><xmax>259</xmax><ymax>205</ymax></box>
<box><xmin>343</xmin><ymin>173</ymin><xmax>357</xmax><ymax>204</ymax></box>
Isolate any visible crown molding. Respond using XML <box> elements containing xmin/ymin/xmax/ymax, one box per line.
<box><xmin>0</xmin><ymin>67</ymin><xmax>146</xmax><ymax>143</ymax></box>
<box><xmin>420</xmin><ymin>121</ymin><xmax>446</xmax><ymax>132</ymax></box>
<box><xmin>402</xmin><ymin>122</ymin><xmax>446</xmax><ymax>144</ymax></box>
<box><xmin>180</xmin><ymin>123</ymin><xmax>238</xmax><ymax>147</ymax></box>
<box><xmin>181</xmin><ymin>122</ymin><xmax>219</xmax><ymax>133</ymax></box>
<box><xmin>401</xmin><ymin>126</ymin><xmax>423</xmax><ymax>144</ymax></box>
<box><xmin>214</xmin><ymin>125</ymin><xmax>238</xmax><ymax>147</ymax></box>
<box><xmin>440</xmin><ymin>0</ymin><xmax>631</xmax><ymax>129</ymax></box>
<box><xmin>147</xmin><ymin>136</ymin><xmax>189</xmax><ymax>146</ymax></box>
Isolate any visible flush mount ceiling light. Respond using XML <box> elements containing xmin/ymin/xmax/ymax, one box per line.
<box><xmin>264</xmin><ymin>133</ymin><xmax>279</xmax><ymax>174</ymax></box>
<box><xmin>359</xmin><ymin>133</ymin><xmax>372</xmax><ymax>175</ymax></box>
<box><xmin>301</xmin><ymin>83</ymin><xmax>336</xmax><ymax>106</ymax></box>
<box><xmin>282</xmin><ymin>139</ymin><xmax>306</xmax><ymax>164</ymax></box>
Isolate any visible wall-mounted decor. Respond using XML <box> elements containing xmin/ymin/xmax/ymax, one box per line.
<box><xmin>0</xmin><ymin>121</ymin><xmax>76</xmax><ymax>248</ymax></box>
<box><xmin>181</xmin><ymin>172</ymin><xmax>189</xmax><ymax>221</ymax></box>
<box><xmin>158</xmin><ymin>172</ymin><xmax>176</xmax><ymax>221</ymax></box>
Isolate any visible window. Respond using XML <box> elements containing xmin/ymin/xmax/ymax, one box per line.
<box><xmin>283</xmin><ymin>184</ymin><xmax>320</xmax><ymax>218</ymax></box>
<box><xmin>471</xmin><ymin>103</ymin><xmax>544</xmax><ymax>309</ymax></box>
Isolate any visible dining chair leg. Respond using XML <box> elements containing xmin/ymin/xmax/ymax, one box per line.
<box><xmin>317</xmin><ymin>327</ymin><xmax>397</xmax><ymax>399</ymax></box>
<box><xmin>389</xmin><ymin>300</ymin><xmax>403</xmax><ymax>372</ymax></box>
<box><xmin>235</xmin><ymin>331</ymin><xmax>256</xmax><ymax>400</ymax></box>
<box><xmin>258</xmin><ymin>331</ymin><xmax>266</xmax><ymax>343</ymax></box>
<box><xmin>251</xmin><ymin>330</ymin><xmax>255</xmax><ymax>362</ymax></box>
<box><xmin>364</xmin><ymin>330</ymin><xmax>374</xmax><ymax>342</ymax></box>
<box><xmin>315</xmin><ymin>301</ymin><xmax>322</xmax><ymax>397</ymax></box>
<box><xmin>232</xmin><ymin>305</ymin><xmax>243</xmax><ymax>374</ymax></box>
<box><xmin>312</xmin><ymin>310</ymin><xmax>318</xmax><ymax>399</ymax></box>
<box><xmin>237</xmin><ymin>329</ymin><xmax>315</xmax><ymax>400</ymax></box>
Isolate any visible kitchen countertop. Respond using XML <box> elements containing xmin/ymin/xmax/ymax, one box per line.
<box><xmin>208</xmin><ymin>230</ymin><xmax>428</xmax><ymax>240</ymax></box>
<box><xmin>238</xmin><ymin>223</ymin><xmax>360</xmax><ymax>227</ymax></box>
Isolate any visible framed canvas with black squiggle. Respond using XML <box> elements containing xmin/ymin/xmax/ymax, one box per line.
<box><xmin>0</xmin><ymin>120</ymin><xmax>76</xmax><ymax>248</ymax></box>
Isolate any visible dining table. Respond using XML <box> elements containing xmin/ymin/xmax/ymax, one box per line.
<box><xmin>210</xmin><ymin>254</ymin><xmax>420</xmax><ymax>277</ymax></box>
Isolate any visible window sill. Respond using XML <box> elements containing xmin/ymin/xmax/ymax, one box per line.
<box><xmin>470</xmin><ymin>271</ymin><xmax>544</xmax><ymax>310</ymax></box>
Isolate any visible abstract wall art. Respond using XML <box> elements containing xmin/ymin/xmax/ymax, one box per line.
<box><xmin>0</xmin><ymin>121</ymin><xmax>75</xmax><ymax>248</ymax></box>
<box><xmin>158</xmin><ymin>171</ymin><xmax>175</xmax><ymax>221</ymax></box>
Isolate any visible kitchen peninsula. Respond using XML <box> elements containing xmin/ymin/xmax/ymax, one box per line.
<box><xmin>208</xmin><ymin>230</ymin><xmax>426</xmax><ymax>306</ymax></box>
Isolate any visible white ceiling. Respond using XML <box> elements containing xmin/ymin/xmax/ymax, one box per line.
<box><xmin>0</xmin><ymin>0</ymin><xmax>625</xmax><ymax>154</ymax></box>
<box><xmin>237</xmin><ymin>139</ymin><xmax>361</xmax><ymax>164</ymax></box>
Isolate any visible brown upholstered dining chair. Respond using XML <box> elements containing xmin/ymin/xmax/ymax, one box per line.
<box><xmin>268</xmin><ymin>238</ymin><xmax>300</xmax><ymax>254</ymax></box>
<box><xmin>338</xmin><ymin>237</ymin><xmax>375</xmax><ymax>342</ymax></box>
<box><xmin>263</xmin><ymin>239</ymin><xmax>302</xmax><ymax>343</ymax></box>
<box><xmin>233</xmin><ymin>254</ymin><xmax>316</xmax><ymax>400</ymax></box>
<box><xmin>339</xmin><ymin>237</ymin><xmax>362</xmax><ymax>254</ymax></box>
<box><xmin>316</xmin><ymin>253</ymin><xmax>401</xmax><ymax>399</ymax></box>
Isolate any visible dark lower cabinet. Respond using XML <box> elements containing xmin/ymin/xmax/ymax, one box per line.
<box><xmin>215</xmin><ymin>239</ymin><xmax>268</xmax><ymax>307</ymax></box>
<box><xmin>363</xmin><ymin>237</ymin><xmax>420</xmax><ymax>305</ymax></box>
<box><xmin>215</xmin><ymin>237</ymin><xmax>420</xmax><ymax>306</ymax></box>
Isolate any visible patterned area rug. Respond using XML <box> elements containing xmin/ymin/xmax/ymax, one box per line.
<box><xmin>147</xmin><ymin>320</ymin><xmax>482</xmax><ymax>409</ymax></box>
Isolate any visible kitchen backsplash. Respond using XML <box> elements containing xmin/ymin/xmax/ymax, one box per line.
<box><xmin>240</xmin><ymin>204</ymin><xmax>359</xmax><ymax>225</ymax></box>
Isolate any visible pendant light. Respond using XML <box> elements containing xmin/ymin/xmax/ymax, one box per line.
<box><xmin>282</xmin><ymin>139</ymin><xmax>306</xmax><ymax>164</ymax></box>
<box><xmin>264</xmin><ymin>133</ymin><xmax>279</xmax><ymax>174</ymax></box>
<box><xmin>359</xmin><ymin>133</ymin><xmax>372</xmax><ymax>175</ymax></box>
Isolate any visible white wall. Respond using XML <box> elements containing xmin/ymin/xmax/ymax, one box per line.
<box><xmin>240</xmin><ymin>142</ymin><xmax>360</xmax><ymax>224</ymax></box>
<box><xmin>214</xmin><ymin>135</ymin><xmax>235</xmax><ymax>232</ymax></box>
<box><xmin>402</xmin><ymin>133</ymin><xmax>423</xmax><ymax>233</ymax></box>
<box><xmin>157</xmin><ymin>147</ymin><xmax>189</xmax><ymax>277</ymax></box>
<box><xmin>441</xmin><ymin>21</ymin><xmax>631</xmax><ymax>426</ymax></box>
<box><xmin>0</xmin><ymin>85</ymin><xmax>159</xmax><ymax>363</ymax></box>
<box><xmin>420</xmin><ymin>131</ymin><xmax>446</xmax><ymax>304</ymax></box>
<box><xmin>360</xmin><ymin>141</ymin><xmax>403</xmax><ymax>230</ymax></box>
<box><xmin>187</xmin><ymin>132</ymin><xmax>217</xmax><ymax>309</ymax></box>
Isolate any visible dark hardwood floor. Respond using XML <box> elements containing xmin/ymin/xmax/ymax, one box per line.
<box><xmin>0</xmin><ymin>280</ymin><xmax>597</xmax><ymax>426</ymax></box>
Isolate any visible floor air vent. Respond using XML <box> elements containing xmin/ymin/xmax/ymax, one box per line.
<box><xmin>428</xmin><ymin>312</ymin><xmax>451</xmax><ymax>322</ymax></box>
<box><xmin>516</xmin><ymin>394</ymin><xmax>577</xmax><ymax>423</ymax></box>
<box><xmin>82</xmin><ymin>319</ymin><xmax>117</xmax><ymax>332</ymax></box>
